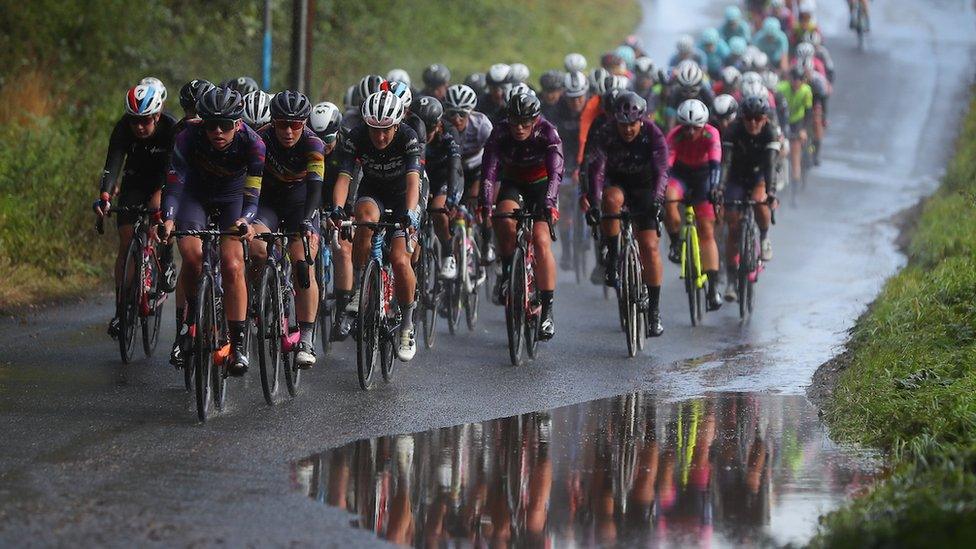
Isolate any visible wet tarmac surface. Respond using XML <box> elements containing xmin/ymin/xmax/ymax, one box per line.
<box><xmin>293</xmin><ymin>392</ymin><xmax>880</xmax><ymax>547</ymax></box>
<box><xmin>1</xmin><ymin>0</ymin><xmax>974</xmax><ymax>546</ymax></box>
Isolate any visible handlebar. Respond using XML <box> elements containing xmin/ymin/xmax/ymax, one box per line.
<box><xmin>491</xmin><ymin>209</ymin><xmax>557</xmax><ymax>242</ymax></box>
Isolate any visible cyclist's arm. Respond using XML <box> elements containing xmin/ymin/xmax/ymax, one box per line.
<box><xmin>161</xmin><ymin>133</ymin><xmax>190</xmax><ymax>221</ymax></box>
<box><xmin>719</xmin><ymin>141</ymin><xmax>733</xmax><ymax>191</ymax></box>
<box><xmin>99</xmin><ymin>121</ymin><xmax>128</xmax><ymax>196</ymax></box>
<box><xmin>707</xmin><ymin>129</ymin><xmax>722</xmax><ymax>192</ymax></box>
<box><xmin>302</xmin><ymin>141</ymin><xmax>326</xmax><ymax>223</ymax></box>
<box><xmin>651</xmin><ymin>123</ymin><xmax>669</xmax><ymax>201</ymax></box>
<box><xmin>332</xmin><ymin>132</ymin><xmax>359</xmax><ymax>211</ymax></box>
<box><xmin>576</xmin><ymin>96</ymin><xmax>601</xmax><ymax>167</ymax></box>
<box><xmin>585</xmin><ymin>137</ymin><xmax>607</xmax><ymax>205</ymax></box>
<box><xmin>763</xmin><ymin>139</ymin><xmax>781</xmax><ymax>194</ymax></box>
<box><xmin>479</xmin><ymin>130</ymin><xmax>501</xmax><ymax>210</ymax></box>
<box><xmin>544</xmin><ymin>127</ymin><xmax>564</xmax><ymax>210</ymax></box>
<box><xmin>446</xmin><ymin>145</ymin><xmax>463</xmax><ymax>206</ymax></box>
<box><xmin>241</xmin><ymin>137</ymin><xmax>266</xmax><ymax>222</ymax></box>
<box><xmin>404</xmin><ymin>136</ymin><xmax>423</xmax><ymax>212</ymax></box>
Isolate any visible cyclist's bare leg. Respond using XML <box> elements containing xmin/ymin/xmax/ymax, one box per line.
<box><xmin>176</xmin><ymin>236</ymin><xmax>204</xmax><ymax>299</ymax></box>
<box><xmin>352</xmin><ymin>200</ymin><xmax>380</xmax><ymax>270</ymax></box>
<box><xmin>697</xmin><ymin>217</ymin><xmax>719</xmax><ymax>272</ymax></box>
<box><xmin>288</xmin><ymin>236</ymin><xmax>319</xmax><ymax>323</ymax></box>
<box><xmin>637</xmin><ymin>230</ymin><xmax>663</xmax><ymax>285</ymax></box>
<box><xmin>600</xmin><ymin>187</ymin><xmax>624</xmax><ymax>240</ymax></box>
<box><xmin>723</xmin><ymin>209</ymin><xmax>742</xmax><ymax>268</ymax></box>
<box><xmin>430</xmin><ymin>194</ymin><xmax>451</xmax><ymax>246</ymax></box>
<box><xmin>333</xmin><ymin>234</ymin><xmax>353</xmax><ymax>292</ymax></box>
<box><xmin>789</xmin><ymin>137</ymin><xmax>803</xmax><ymax>182</ymax></box>
<box><xmin>663</xmin><ymin>186</ymin><xmax>682</xmax><ymax>237</ymax></box>
<box><xmin>753</xmin><ymin>184</ymin><xmax>771</xmax><ymax>234</ymax></box>
<box><xmin>532</xmin><ymin>220</ymin><xmax>556</xmax><ymax>291</ymax></box>
<box><xmin>247</xmin><ymin>222</ymin><xmax>271</xmax><ymax>285</ymax></box>
<box><xmin>219</xmin><ymin>236</ymin><xmax>247</xmax><ymax>322</ymax></box>
<box><xmin>389</xmin><ymin>237</ymin><xmax>416</xmax><ymax>305</ymax></box>
<box><xmin>493</xmin><ymin>199</ymin><xmax>520</xmax><ymax>259</ymax></box>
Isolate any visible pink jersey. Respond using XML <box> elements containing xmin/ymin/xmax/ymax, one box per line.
<box><xmin>666</xmin><ymin>124</ymin><xmax>722</xmax><ymax>169</ymax></box>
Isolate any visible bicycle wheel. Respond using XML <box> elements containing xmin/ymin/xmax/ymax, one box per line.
<box><xmin>691</xmin><ymin>227</ymin><xmax>705</xmax><ymax>323</ymax></box>
<box><xmin>464</xmin><ymin>233</ymin><xmax>481</xmax><ymax>331</ymax></box>
<box><xmin>211</xmin><ymin>296</ymin><xmax>228</xmax><ymax>412</ymax></box>
<box><xmin>193</xmin><ymin>273</ymin><xmax>216</xmax><ymax>422</ymax></box>
<box><xmin>621</xmin><ymin>245</ymin><xmax>639</xmax><ymax>357</ymax></box>
<box><xmin>682</xmin><ymin>230</ymin><xmax>698</xmax><ymax>327</ymax></box>
<box><xmin>421</xmin><ymin>238</ymin><xmax>440</xmax><ymax>349</ymax></box>
<box><xmin>256</xmin><ymin>264</ymin><xmax>281</xmax><ymax>405</ymax></box>
<box><xmin>524</xmin><ymin>263</ymin><xmax>540</xmax><ymax>360</ymax></box>
<box><xmin>316</xmin><ymin>247</ymin><xmax>333</xmax><ymax>356</ymax></box>
<box><xmin>357</xmin><ymin>259</ymin><xmax>381</xmax><ymax>390</ymax></box>
<box><xmin>506</xmin><ymin>248</ymin><xmax>527</xmax><ymax>366</ymax></box>
<box><xmin>380</xmin><ymin>284</ymin><xmax>397</xmax><ymax>382</ymax></box>
<box><xmin>446</xmin><ymin>231</ymin><xmax>464</xmax><ymax>334</ymax></box>
<box><xmin>141</xmin><ymin>244</ymin><xmax>163</xmax><ymax>357</ymax></box>
<box><xmin>746</xmin><ymin>223</ymin><xmax>758</xmax><ymax>316</ymax></box>
<box><xmin>283</xmin><ymin>284</ymin><xmax>301</xmax><ymax>397</ymax></box>
<box><xmin>737</xmin><ymin>221</ymin><xmax>751</xmax><ymax>320</ymax></box>
<box><xmin>118</xmin><ymin>239</ymin><xmax>141</xmax><ymax>364</ymax></box>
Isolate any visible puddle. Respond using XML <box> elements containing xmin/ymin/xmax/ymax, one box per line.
<box><xmin>291</xmin><ymin>393</ymin><xmax>879</xmax><ymax>547</ymax></box>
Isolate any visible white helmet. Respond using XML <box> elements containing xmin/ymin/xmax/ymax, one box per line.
<box><xmin>444</xmin><ymin>84</ymin><xmax>478</xmax><ymax>111</ymax></box>
<box><xmin>712</xmin><ymin>94</ymin><xmax>738</xmax><ymax>120</ymax></box>
<box><xmin>763</xmin><ymin>71</ymin><xmax>780</xmax><ymax>89</ymax></box>
<box><xmin>510</xmin><ymin>63</ymin><xmax>530</xmax><ymax>84</ymax></box>
<box><xmin>309</xmin><ymin>101</ymin><xmax>342</xmax><ymax>136</ymax></box>
<box><xmin>741</xmin><ymin>71</ymin><xmax>764</xmax><ymax>88</ymax></box>
<box><xmin>361</xmin><ymin>91</ymin><xmax>405</xmax><ymax>129</ymax></box>
<box><xmin>721</xmin><ymin>66</ymin><xmax>742</xmax><ymax>88</ymax></box>
<box><xmin>634</xmin><ymin>56</ymin><xmax>656</xmax><ymax>76</ymax></box>
<box><xmin>676</xmin><ymin>34</ymin><xmax>695</xmax><ymax>55</ymax></box>
<box><xmin>386</xmin><ymin>68</ymin><xmax>411</xmax><ymax>87</ymax></box>
<box><xmin>486</xmin><ymin>63</ymin><xmax>512</xmax><ymax>86</ymax></box>
<box><xmin>124</xmin><ymin>84</ymin><xmax>164</xmax><ymax>116</ymax></box>
<box><xmin>676</xmin><ymin>99</ymin><xmax>709</xmax><ymax>127</ymax></box>
<box><xmin>750</xmin><ymin>51</ymin><xmax>769</xmax><ymax>71</ymax></box>
<box><xmin>343</xmin><ymin>85</ymin><xmax>357</xmax><ymax>110</ymax></box>
<box><xmin>590</xmin><ymin>67</ymin><xmax>611</xmax><ymax>94</ymax></box>
<box><xmin>798</xmin><ymin>0</ymin><xmax>816</xmax><ymax>14</ymax></box>
<box><xmin>741</xmin><ymin>79</ymin><xmax>768</xmax><ymax>99</ymax></box>
<box><xmin>675</xmin><ymin>60</ymin><xmax>704</xmax><ymax>88</ymax></box>
<box><xmin>606</xmin><ymin>74</ymin><xmax>630</xmax><ymax>91</ymax></box>
<box><xmin>242</xmin><ymin>90</ymin><xmax>272</xmax><ymax>128</ymax></box>
<box><xmin>564</xmin><ymin>71</ymin><xmax>589</xmax><ymax>98</ymax></box>
<box><xmin>139</xmin><ymin>77</ymin><xmax>167</xmax><ymax>102</ymax></box>
<box><xmin>564</xmin><ymin>53</ymin><xmax>587</xmax><ymax>73</ymax></box>
<box><xmin>796</xmin><ymin>42</ymin><xmax>816</xmax><ymax>60</ymax></box>
<box><xmin>505</xmin><ymin>82</ymin><xmax>535</xmax><ymax>103</ymax></box>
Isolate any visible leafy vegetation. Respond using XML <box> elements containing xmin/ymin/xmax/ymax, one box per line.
<box><xmin>811</xmin><ymin>93</ymin><xmax>976</xmax><ymax>547</ymax></box>
<box><xmin>0</xmin><ymin>0</ymin><xmax>637</xmax><ymax>310</ymax></box>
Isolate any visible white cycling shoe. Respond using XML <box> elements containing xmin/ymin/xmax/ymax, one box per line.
<box><xmin>397</xmin><ymin>328</ymin><xmax>417</xmax><ymax>362</ymax></box>
<box><xmin>440</xmin><ymin>256</ymin><xmax>457</xmax><ymax>279</ymax></box>
<box><xmin>761</xmin><ymin>238</ymin><xmax>773</xmax><ymax>261</ymax></box>
<box><xmin>345</xmin><ymin>288</ymin><xmax>360</xmax><ymax>313</ymax></box>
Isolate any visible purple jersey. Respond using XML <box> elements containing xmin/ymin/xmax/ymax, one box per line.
<box><xmin>480</xmin><ymin>117</ymin><xmax>564</xmax><ymax>210</ymax></box>
<box><xmin>586</xmin><ymin>118</ymin><xmax>669</xmax><ymax>202</ymax></box>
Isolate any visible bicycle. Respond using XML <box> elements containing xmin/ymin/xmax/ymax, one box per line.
<box><xmin>415</xmin><ymin>208</ymin><xmax>442</xmax><ymax>349</ymax></box>
<box><xmin>97</xmin><ymin>205</ymin><xmax>167</xmax><ymax>364</ymax></box>
<box><xmin>341</xmin><ymin>214</ymin><xmax>409</xmax><ymax>390</ymax></box>
<box><xmin>252</xmin><ymin>231</ymin><xmax>312</xmax><ymax>405</ymax></box>
<box><xmin>601</xmin><ymin>210</ymin><xmax>652</xmax><ymax>357</ymax></box>
<box><xmin>668</xmin><ymin>199</ymin><xmax>707</xmax><ymax>326</ymax></box>
<box><xmin>491</xmin><ymin>209</ymin><xmax>556</xmax><ymax>366</ymax></box>
<box><xmin>455</xmin><ymin>207</ymin><xmax>485</xmax><ymax>331</ymax></box>
<box><xmin>314</xmin><ymin>215</ymin><xmax>340</xmax><ymax>354</ymax></box>
<box><xmin>170</xmin><ymin>225</ymin><xmax>247</xmax><ymax>422</ymax></box>
<box><xmin>852</xmin><ymin>0</ymin><xmax>869</xmax><ymax>50</ymax></box>
<box><xmin>727</xmin><ymin>199</ymin><xmax>775</xmax><ymax>319</ymax></box>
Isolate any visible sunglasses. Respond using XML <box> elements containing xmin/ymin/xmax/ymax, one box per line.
<box><xmin>321</xmin><ymin>132</ymin><xmax>338</xmax><ymax>144</ymax></box>
<box><xmin>128</xmin><ymin>115</ymin><xmax>155</xmax><ymax>126</ymax></box>
<box><xmin>273</xmin><ymin>119</ymin><xmax>305</xmax><ymax>131</ymax></box>
<box><xmin>446</xmin><ymin>110</ymin><xmax>469</xmax><ymax>120</ymax></box>
<box><xmin>203</xmin><ymin>119</ymin><xmax>237</xmax><ymax>132</ymax></box>
<box><xmin>744</xmin><ymin>115</ymin><xmax>767</xmax><ymax>122</ymax></box>
<box><xmin>512</xmin><ymin>117</ymin><xmax>537</xmax><ymax>128</ymax></box>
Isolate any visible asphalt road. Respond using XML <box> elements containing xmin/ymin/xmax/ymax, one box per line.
<box><xmin>1</xmin><ymin>0</ymin><xmax>974</xmax><ymax>546</ymax></box>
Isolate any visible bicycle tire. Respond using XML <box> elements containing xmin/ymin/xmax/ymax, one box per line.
<box><xmin>506</xmin><ymin>248</ymin><xmax>527</xmax><ymax>366</ymax></box>
<box><xmin>621</xmin><ymin>244</ymin><xmax>638</xmax><ymax>357</ymax></box>
<box><xmin>464</xmin><ymin>233</ymin><xmax>481</xmax><ymax>331</ymax></box>
<box><xmin>746</xmin><ymin>222</ymin><xmax>757</xmax><ymax>316</ymax></box>
<box><xmin>682</xmin><ymin>230</ymin><xmax>698</xmax><ymax>327</ymax></box>
<box><xmin>256</xmin><ymin>264</ymin><xmax>281</xmax><ymax>405</ymax></box>
<box><xmin>315</xmin><ymin>247</ymin><xmax>333</xmax><ymax>356</ymax></box>
<box><xmin>691</xmin><ymin>226</ymin><xmax>705</xmax><ymax>323</ymax></box>
<box><xmin>211</xmin><ymin>294</ymin><xmax>228</xmax><ymax>412</ymax></box>
<box><xmin>631</xmin><ymin>241</ymin><xmax>647</xmax><ymax>352</ymax></box>
<box><xmin>356</xmin><ymin>259</ymin><xmax>381</xmax><ymax>390</ymax></box>
<box><xmin>141</xmin><ymin>243</ymin><xmax>163</xmax><ymax>357</ymax></box>
<box><xmin>283</xmin><ymin>287</ymin><xmax>301</xmax><ymax>397</ymax></box>
<box><xmin>193</xmin><ymin>273</ymin><xmax>215</xmax><ymax>422</ymax></box>
<box><xmin>118</xmin><ymin>238</ymin><xmax>141</xmax><ymax>364</ymax></box>
<box><xmin>380</xmin><ymin>278</ymin><xmax>396</xmax><ymax>382</ymax></box>
<box><xmin>737</xmin><ymin>220</ymin><xmax>750</xmax><ymax>320</ymax></box>
<box><xmin>421</xmin><ymin>238</ymin><xmax>440</xmax><ymax>349</ymax></box>
<box><xmin>524</xmin><ymin>259</ymin><xmax>539</xmax><ymax>360</ymax></box>
<box><xmin>447</xmin><ymin>231</ymin><xmax>464</xmax><ymax>334</ymax></box>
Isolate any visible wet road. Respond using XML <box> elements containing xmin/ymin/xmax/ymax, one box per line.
<box><xmin>1</xmin><ymin>0</ymin><xmax>974</xmax><ymax>546</ymax></box>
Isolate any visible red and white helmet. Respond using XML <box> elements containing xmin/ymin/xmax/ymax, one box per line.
<box><xmin>124</xmin><ymin>84</ymin><xmax>164</xmax><ymax>116</ymax></box>
<box><xmin>361</xmin><ymin>91</ymin><xmax>405</xmax><ymax>129</ymax></box>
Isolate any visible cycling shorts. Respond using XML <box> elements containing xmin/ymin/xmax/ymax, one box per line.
<box><xmin>667</xmin><ymin>166</ymin><xmax>715</xmax><ymax>220</ymax></box>
<box><xmin>724</xmin><ymin>171</ymin><xmax>765</xmax><ymax>205</ymax></box>
<box><xmin>116</xmin><ymin>174</ymin><xmax>164</xmax><ymax>228</ymax></box>
<box><xmin>175</xmin><ymin>193</ymin><xmax>244</xmax><ymax>231</ymax></box>
<box><xmin>496</xmin><ymin>177</ymin><xmax>549</xmax><ymax>214</ymax></box>
<box><xmin>254</xmin><ymin>183</ymin><xmax>317</xmax><ymax>234</ymax></box>
<box><xmin>606</xmin><ymin>182</ymin><xmax>661</xmax><ymax>232</ymax></box>
<box><xmin>462</xmin><ymin>166</ymin><xmax>480</xmax><ymax>201</ymax></box>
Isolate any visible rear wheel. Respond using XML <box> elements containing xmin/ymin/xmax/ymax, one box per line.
<box><xmin>621</xmin><ymin>244</ymin><xmax>639</xmax><ymax>357</ymax></box>
<box><xmin>421</xmin><ymin>238</ymin><xmax>440</xmax><ymax>349</ymax></box>
<box><xmin>356</xmin><ymin>259</ymin><xmax>381</xmax><ymax>390</ymax></box>
<box><xmin>141</xmin><ymin>244</ymin><xmax>163</xmax><ymax>357</ymax></box>
<box><xmin>524</xmin><ymin>258</ymin><xmax>539</xmax><ymax>360</ymax></box>
<box><xmin>211</xmin><ymin>296</ymin><xmax>228</xmax><ymax>412</ymax></box>
<box><xmin>118</xmin><ymin>239</ymin><xmax>141</xmax><ymax>364</ymax></box>
<box><xmin>315</xmin><ymin>248</ymin><xmax>333</xmax><ymax>356</ymax></box>
<box><xmin>256</xmin><ymin>265</ymin><xmax>281</xmax><ymax>405</ymax></box>
<box><xmin>683</xmin><ymin>230</ymin><xmax>698</xmax><ymax>327</ymax></box>
<box><xmin>193</xmin><ymin>274</ymin><xmax>215</xmax><ymax>422</ymax></box>
<box><xmin>464</xmin><ymin>232</ymin><xmax>481</xmax><ymax>331</ymax></box>
<box><xmin>380</xmin><ymin>284</ymin><xmax>397</xmax><ymax>382</ymax></box>
<box><xmin>447</xmin><ymin>231</ymin><xmax>464</xmax><ymax>334</ymax></box>
<box><xmin>282</xmin><ymin>287</ymin><xmax>301</xmax><ymax>397</ymax></box>
<box><xmin>506</xmin><ymin>248</ymin><xmax>527</xmax><ymax>366</ymax></box>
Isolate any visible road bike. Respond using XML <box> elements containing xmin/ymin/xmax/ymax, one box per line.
<box><xmin>727</xmin><ymin>199</ymin><xmax>775</xmax><ymax>319</ymax></box>
<box><xmin>252</xmin><ymin>231</ymin><xmax>312</xmax><ymax>405</ymax></box>
<box><xmin>492</xmin><ymin>209</ymin><xmax>556</xmax><ymax>366</ymax></box>
<box><xmin>852</xmin><ymin>0</ymin><xmax>869</xmax><ymax>50</ymax></box>
<box><xmin>668</xmin><ymin>200</ymin><xmax>707</xmax><ymax>326</ymax></box>
<box><xmin>416</xmin><ymin>208</ymin><xmax>443</xmax><ymax>349</ymax></box>
<box><xmin>602</xmin><ymin>210</ymin><xmax>651</xmax><ymax>357</ymax></box>
<box><xmin>314</xmin><ymin>215</ymin><xmax>340</xmax><ymax>354</ymax></box>
<box><xmin>171</xmin><ymin>225</ymin><xmax>247</xmax><ymax>422</ymax></box>
<box><xmin>98</xmin><ymin>205</ymin><xmax>167</xmax><ymax>364</ymax></box>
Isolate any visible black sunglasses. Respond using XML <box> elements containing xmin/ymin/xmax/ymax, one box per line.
<box><xmin>446</xmin><ymin>110</ymin><xmax>469</xmax><ymax>120</ymax></box>
<box><xmin>203</xmin><ymin>119</ymin><xmax>237</xmax><ymax>132</ymax></box>
<box><xmin>127</xmin><ymin>115</ymin><xmax>155</xmax><ymax>126</ymax></box>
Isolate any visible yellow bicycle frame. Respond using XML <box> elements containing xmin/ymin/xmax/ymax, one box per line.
<box><xmin>678</xmin><ymin>204</ymin><xmax>708</xmax><ymax>289</ymax></box>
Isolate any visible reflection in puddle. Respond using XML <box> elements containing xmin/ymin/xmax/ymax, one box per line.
<box><xmin>292</xmin><ymin>393</ymin><xmax>878</xmax><ymax>547</ymax></box>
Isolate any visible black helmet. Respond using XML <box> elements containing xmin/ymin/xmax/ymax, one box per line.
<box><xmin>613</xmin><ymin>91</ymin><xmax>647</xmax><ymax>123</ymax></box>
<box><xmin>464</xmin><ymin>72</ymin><xmax>487</xmax><ymax>95</ymax></box>
<box><xmin>197</xmin><ymin>87</ymin><xmax>244</xmax><ymax>120</ymax></box>
<box><xmin>357</xmin><ymin>75</ymin><xmax>386</xmax><ymax>103</ymax></box>
<box><xmin>507</xmin><ymin>92</ymin><xmax>541</xmax><ymax>120</ymax></box>
<box><xmin>600</xmin><ymin>87</ymin><xmax>623</xmax><ymax>114</ymax></box>
<box><xmin>413</xmin><ymin>95</ymin><xmax>444</xmax><ymax>129</ymax></box>
<box><xmin>740</xmin><ymin>95</ymin><xmax>769</xmax><ymax>118</ymax></box>
<box><xmin>270</xmin><ymin>90</ymin><xmax>312</xmax><ymax>120</ymax></box>
<box><xmin>422</xmin><ymin>64</ymin><xmax>451</xmax><ymax>88</ymax></box>
<box><xmin>539</xmin><ymin>70</ymin><xmax>565</xmax><ymax>92</ymax></box>
<box><xmin>228</xmin><ymin>76</ymin><xmax>260</xmax><ymax>96</ymax></box>
<box><xmin>179</xmin><ymin>79</ymin><xmax>215</xmax><ymax>111</ymax></box>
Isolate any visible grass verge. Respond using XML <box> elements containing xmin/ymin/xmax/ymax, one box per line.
<box><xmin>809</xmin><ymin>93</ymin><xmax>976</xmax><ymax>546</ymax></box>
<box><xmin>0</xmin><ymin>0</ymin><xmax>639</xmax><ymax>312</ymax></box>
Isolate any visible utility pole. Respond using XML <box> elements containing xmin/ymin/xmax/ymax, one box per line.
<box><xmin>262</xmin><ymin>0</ymin><xmax>272</xmax><ymax>90</ymax></box>
<box><xmin>304</xmin><ymin>0</ymin><xmax>315</xmax><ymax>93</ymax></box>
<box><xmin>290</xmin><ymin>0</ymin><xmax>308</xmax><ymax>92</ymax></box>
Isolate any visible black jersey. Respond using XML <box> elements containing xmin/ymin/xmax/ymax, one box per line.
<box><xmin>99</xmin><ymin>112</ymin><xmax>179</xmax><ymax>194</ymax></box>
<box><xmin>337</xmin><ymin>123</ymin><xmax>423</xmax><ymax>185</ymax></box>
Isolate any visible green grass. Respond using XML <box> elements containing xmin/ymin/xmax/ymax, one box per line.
<box><xmin>810</xmin><ymin>94</ymin><xmax>976</xmax><ymax>547</ymax></box>
<box><xmin>0</xmin><ymin>0</ymin><xmax>638</xmax><ymax>311</ymax></box>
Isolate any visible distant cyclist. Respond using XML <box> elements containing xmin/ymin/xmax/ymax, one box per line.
<box><xmin>443</xmin><ymin>84</ymin><xmax>494</xmax><ymax>213</ymax></box>
<box><xmin>421</xmin><ymin>63</ymin><xmax>451</xmax><ymax>101</ymax></box>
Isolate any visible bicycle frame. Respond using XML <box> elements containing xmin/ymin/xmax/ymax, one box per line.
<box><xmin>678</xmin><ymin>204</ymin><xmax>707</xmax><ymax>290</ymax></box>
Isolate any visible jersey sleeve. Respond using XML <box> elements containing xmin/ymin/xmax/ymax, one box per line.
<box><xmin>585</xmin><ymin>129</ymin><xmax>608</xmax><ymax>204</ymax></box>
<box><xmin>650</xmin><ymin>122</ymin><xmax>670</xmax><ymax>200</ymax></box>
<box><xmin>162</xmin><ymin>129</ymin><xmax>190</xmax><ymax>221</ymax></box>
<box><xmin>544</xmin><ymin>125</ymin><xmax>564</xmax><ymax>210</ymax></box>
<box><xmin>302</xmin><ymin>135</ymin><xmax>326</xmax><ymax>221</ymax></box>
<box><xmin>99</xmin><ymin>119</ymin><xmax>129</xmax><ymax>195</ymax></box>
<box><xmin>242</xmin><ymin>132</ymin><xmax>266</xmax><ymax>221</ymax></box>
<box><xmin>403</xmin><ymin>130</ymin><xmax>422</xmax><ymax>175</ymax></box>
<box><xmin>336</xmin><ymin>128</ymin><xmax>359</xmax><ymax>179</ymax></box>
<box><xmin>479</xmin><ymin>127</ymin><xmax>503</xmax><ymax>209</ymax></box>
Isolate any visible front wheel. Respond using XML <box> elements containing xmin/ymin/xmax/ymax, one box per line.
<box><xmin>464</xmin><ymin>232</ymin><xmax>481</xmax><ymax>331</ymax></box>
<box><xmin>621</xmin><ymin>244</ymin><xmax>640</xmax><ymax>357</ymax></box>
<box><xmin>421</xmin><ymin>238</ymin><xmax>440</xmax><ymax>349</ymax></box>
<box><xmin>193</xmin><ymin>274</ymin><xmax>216</xmax><ymax>422</ymax></box>
<box><xmin>141</xmin><ymin>244</ymin><xmax>164</xmax><ymax>357</ymax></box>
<box><xmin>506</xmin><ymin>248</ymin><xmax>527</xmax><ymax>366</ymax></box>
<box><xmin>446</xmin><ymin>231</ymin><xmax>465</xmax><ymax>334</ymax></box>
<box><xmin>256</xmin><ymin>265</ymin><xmax>282</xmax><ymax>405</ymax></box>
<box><xmin>118</xmin><ymin>238</ymin><xmax>142</xmax><ymax>364</ymax></box>
<box><xmin>356</xmin><ymin>259</ymin><xmax>381</xmax><ymax>390</ymax></box>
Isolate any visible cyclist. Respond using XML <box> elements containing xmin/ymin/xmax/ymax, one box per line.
<box><xmin>176</xmin><ymin>79</ymin><xmax>215</xmax><ymax>131</ymax></box>
<box><xmin>634</xmin><ymin>58</ymin><xmax>665</xmax><ymax>125</ymax></box>
<box><xmin>386</xmin><ymin>68</ymin><xmax>412</xmax><ymax>89</ymax></box>
<box><xmin>847</xmin><ymin>0</ymin><xmax>870</xmax><ymax>31</ymax></box>
<box><xmin>564</xmin><ymin>53</ymin><xmax>588</xmax><ymax>73</ymax></box>
<box><xmin>664</xmin><ymin>61</ymin><xmax>715</xmax><ymax>130</ymax></box>
<box><xmin>720</xmin><ymin>6</ymin><xmax>752</xmax><ymax>43</ymax></box>
<box><xmin>443</xmin><ymin>84</ymin><xmax>494</xmax><ymax>214</ymax></box>
<box><xmin>480</xmin><ymin>93</ymin><xmax>563</xmax><ymax>340</ymax></box>
<box><xmin>478</xmin><ymin>64</ymin><xmax>512</xmax><ymax>124</ymax></box>
<box><xmin>345</xmin><ymin>75</ymin><xmax>385</xmax><ymax>132</ymax></box>
<box><xmin>791</xmin><ymin>1</ymin><xmax>824</xmax><ymax>48</ymax></box>
<box><xmin>714</xmin><ymin>66</ymin><xmax>741</xmax><ymax>96</ymax></box>
<box><xmin>463</xmin><ymin>72</ymin><xmax>488</xmax><ymax>96</ymax></box>
<box><xmin>384</xmin><ymin>80</ymin><xmax>427</xmax><ymax>159</ymax></box>
<box><xmin>776</xmin><ymin>66</ymin><xmax>813</xmax><ymax>185</ymax></box>
<box><xmin>725</xmin><ymin>36</ymin><xmax>749</xmax><ymax>72</ymax></box>
<box><xmin>224</xmin><ymin>76</ymin><xmax>260</xmax><ymax>96</ymax></box>
<box><xmin>711</xmin><ymin>94</ymin><xmax>738</xmax><ymax>135</ymax></box>
<box><xmin>664</xmin><ymin>99</ymin><xmax>723</xmax><ymax>311</ymax></box>
<box><xmin>510</xmin><ymin>63</ymin><xmax>532</xmax><ymax>86</ymax></box>
<box><xmin>549</xmin><ymin>71</ymin><xmax>589</xmax><ymax>268</ymax></box>
<box><xmin>698</xmin><ymin>28</ymin><xmax>730</xmax><ymax>80</ymax></box>
<box><xmin>753</xmin><ymin>17</ymin><xmax>790</xmax><ymax>73</ymax></box>
<box><xmin>242</xmin><ymin>90</ymin><xmax>272</xmax><ymax>130</ymax></box>
<box><xmin>718</xmin><ymin>95</ymin><xmax>779</xmax><ymax>302</ymax></box>
<box><xmin>94</xmin><ymin>83</ymin><xmax>178</xmax><ymax>339</ymax></box>
<box><xmin>161</xmin><ymin>87</ymin><xmax>265</xmax><ymax>375</ymax></box>
<box><xmin>767</xmin><ymin>0</ymin><xmax>795</xmax><ymax>35</ymax></box>
<box><xmin>421</xmin><ymin>63</ymin><xmax>451</xmax><ymax>100</ymax></box>
<box><xmin>331</xmin><ymin>91</ymin><xmax>423</xmax><ymax>362</ymax></box>
<box><xmin>415</xmin><ymin>96</ymin><xmax>463</xmax><ymax>279</ymax></box>
<box><xmin>584</xmin><ymin>92</ymin><xmax>668</xmax><ymax>336</ymax></box>
<box><xmin>248</xmin><ymin>91</ymin><xmax>322</xmax><ymax>368</ymax></box>
<box><xmin>668</xmin><ymin>35</ymin><xmax>707</xmax><ymax>70</ymax></box>
<box><xmin>539</xmin><ymin>70</ymin><xmax>566</xmax><ymax>120</ymax></box>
